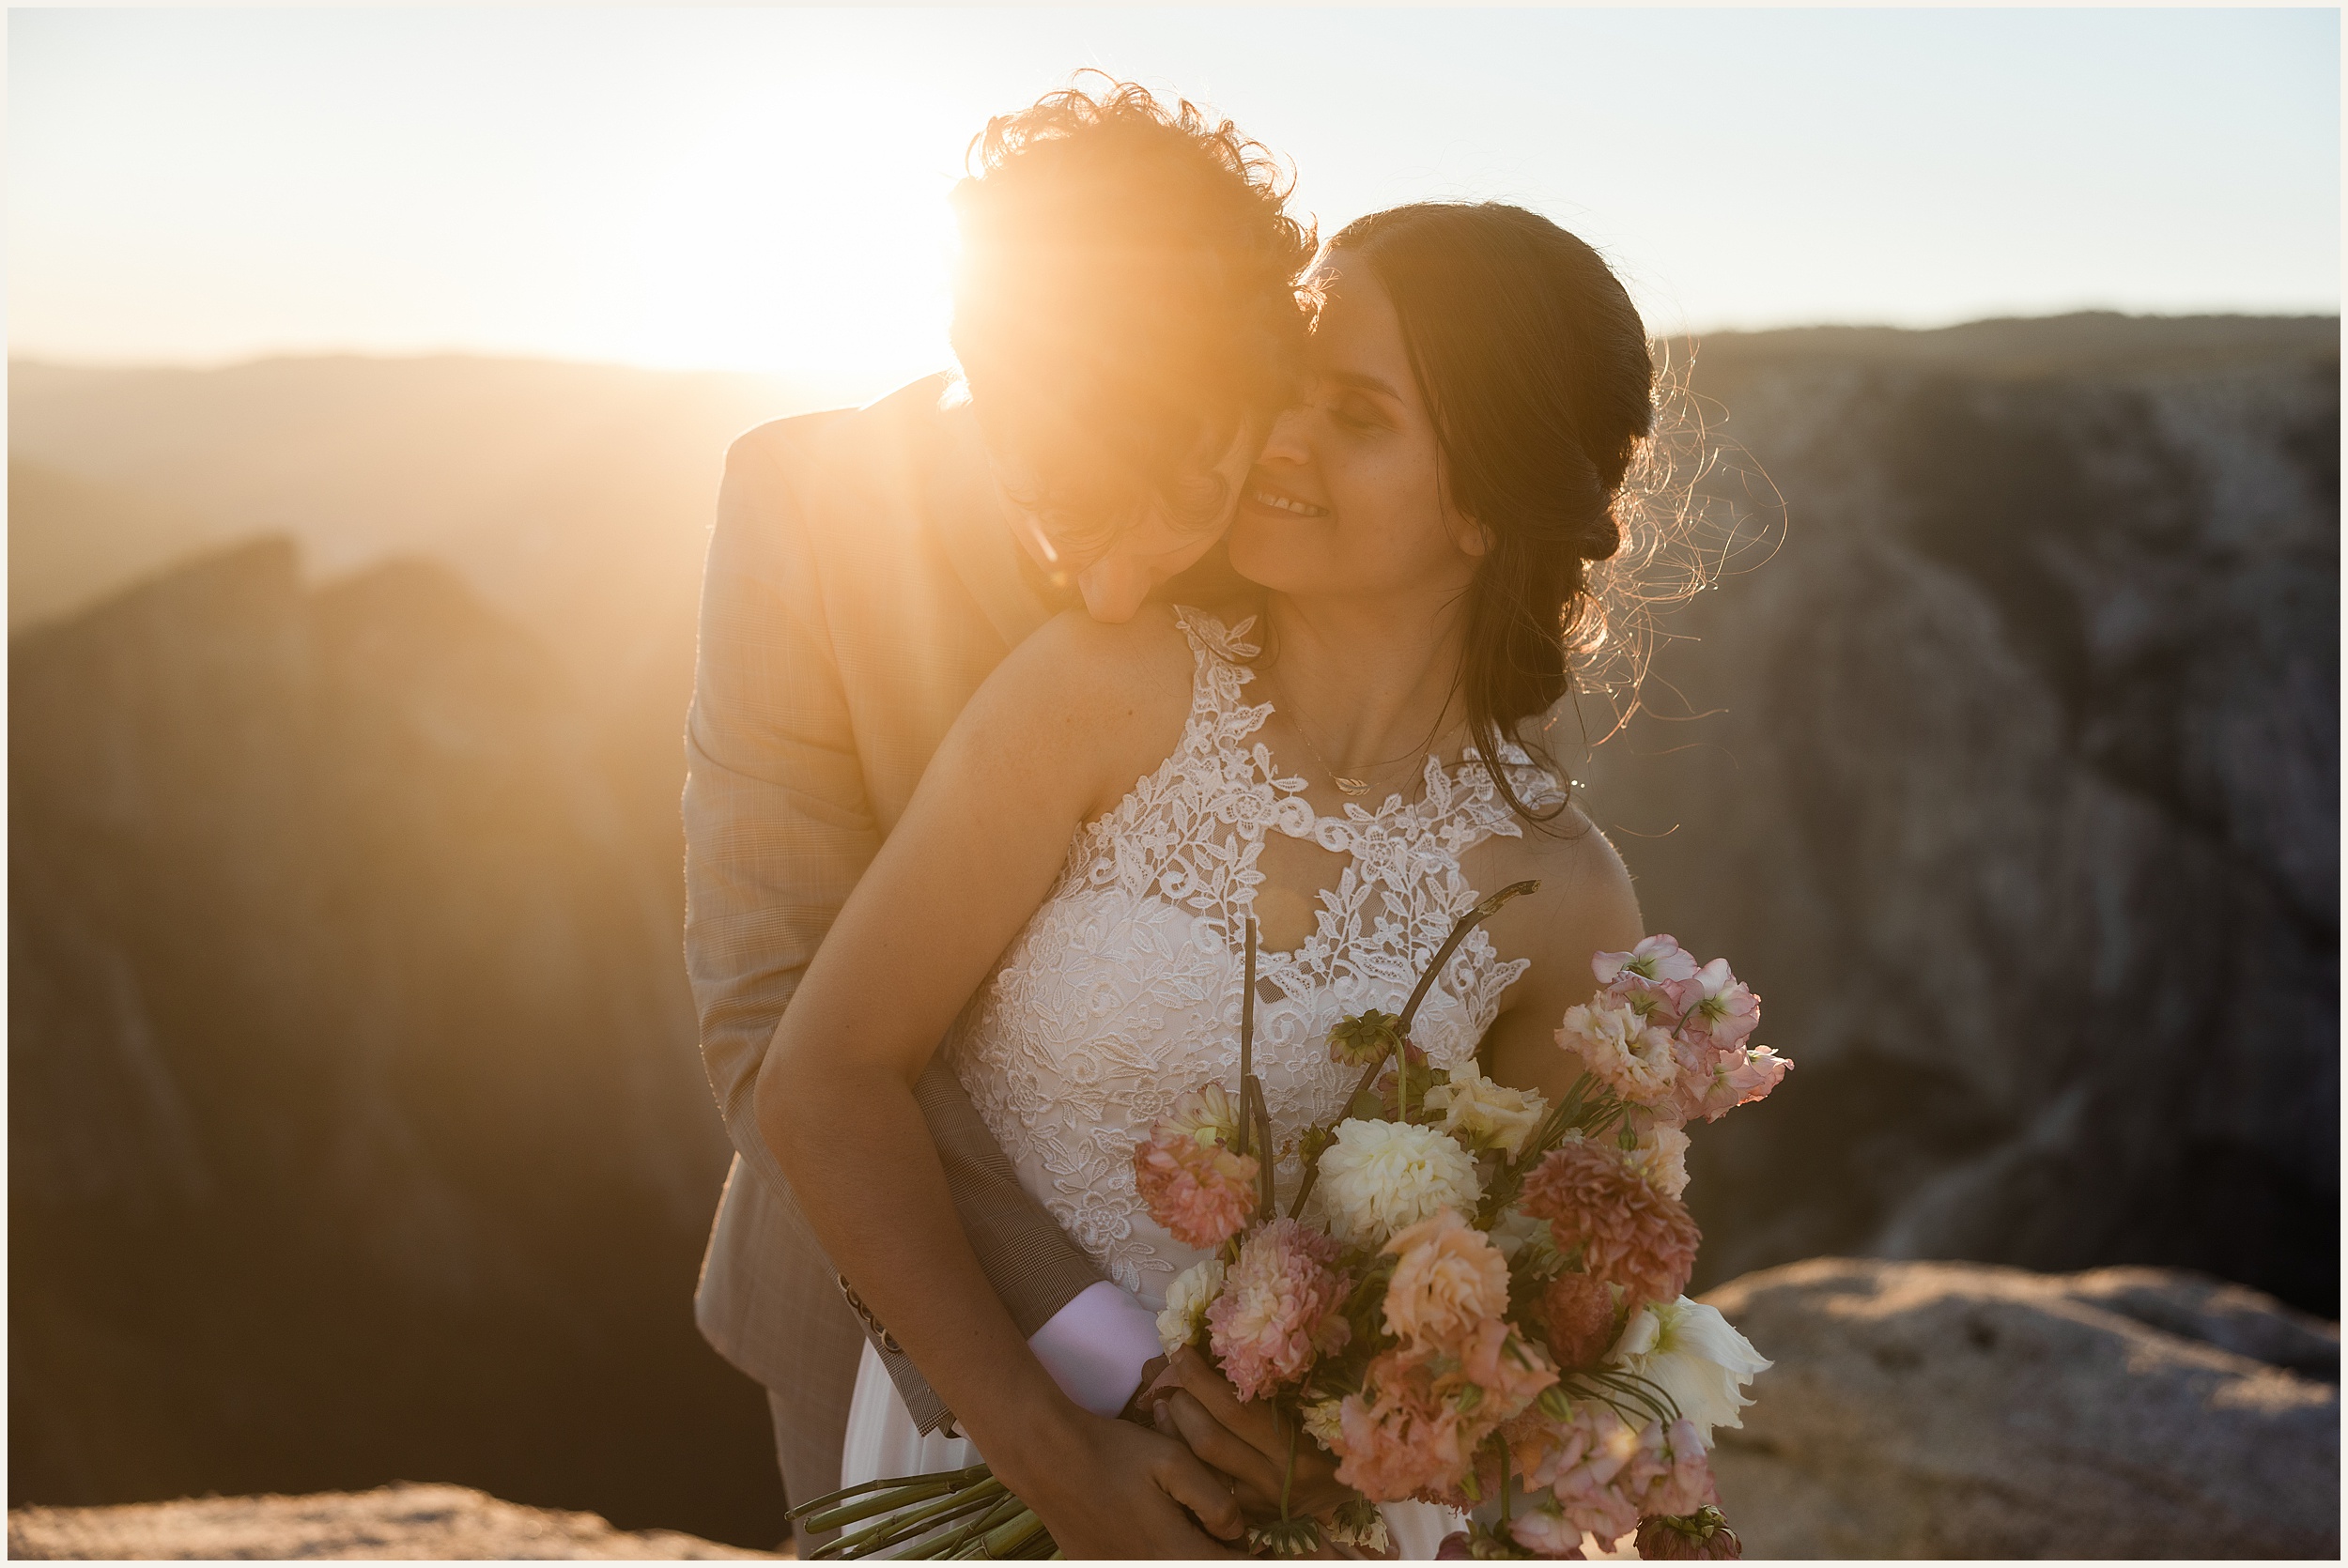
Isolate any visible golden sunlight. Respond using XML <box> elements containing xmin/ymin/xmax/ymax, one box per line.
<box><xmin>620</xmin><ymin>91</ymin><xmax>958</xmax><ymax>388</ymax></box>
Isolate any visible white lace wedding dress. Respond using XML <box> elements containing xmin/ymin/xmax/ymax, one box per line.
<box><xmin>840</xmin><ymin>607</ymin><xmax>1565</xmax><ymax>1558</ymax></box>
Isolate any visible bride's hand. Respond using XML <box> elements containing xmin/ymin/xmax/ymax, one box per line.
<box><xmin>993</xmin><ymin>1399</ymin><xmax>1247</xmax><ymax>1559</ymax></box>
<box><xmin>1149</xmin><ymin>1345</ymin><xmax>1360</xmax><ymax>1525</ymax></box>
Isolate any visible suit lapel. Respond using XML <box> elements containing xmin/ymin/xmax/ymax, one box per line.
<box><xmin>923</xmin><ymin>396</ymin><xmax>1064</xmax><ymax>652</ymax></box>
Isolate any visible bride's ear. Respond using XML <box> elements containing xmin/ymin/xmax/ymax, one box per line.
<box><xmin>1451</xmin><ymin>510</ymin><xmax>1495</xmax><ymax>560</ymax></box>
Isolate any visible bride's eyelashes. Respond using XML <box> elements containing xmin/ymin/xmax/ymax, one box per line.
<box><xmin>1312</xmin><ymin>394</ymin><xmax>1386</xmax><ymax>436</ymax></box>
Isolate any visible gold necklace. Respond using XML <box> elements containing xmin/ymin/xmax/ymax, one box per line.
<box><xmin>1262</xmin><ymin>668</ymin><xmax>1431</xmax><ymax>798</ymax></box>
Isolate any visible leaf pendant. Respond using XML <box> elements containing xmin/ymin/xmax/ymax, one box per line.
<box><xmin>1334</xmin><ymin>776</ymin><xmax>1371</xmax><ymax>796</ymax></box>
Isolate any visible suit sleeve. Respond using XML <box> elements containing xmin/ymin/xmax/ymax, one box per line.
<box><xmin>681</xmin><ymin>428</ymin><xmax>1102</xmax><ymax>1340</ymax></box>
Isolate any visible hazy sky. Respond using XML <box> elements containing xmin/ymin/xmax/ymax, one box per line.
<box><xmin>10</xmin><ymin>7</ymin><xmax>2340</xmax><ymax>401</ymax></box>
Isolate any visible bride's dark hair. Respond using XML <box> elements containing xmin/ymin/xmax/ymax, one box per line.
<box><xmin>1320</xmin><ymin>202</ymin><xmax>1661</xmax><ymax>824</ymax></box>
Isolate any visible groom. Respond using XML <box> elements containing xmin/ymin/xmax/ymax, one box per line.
<box><xmin>683</xmin><ymin>80</ymin><xmax>1315</xmax><ymax>1554</ymax></box>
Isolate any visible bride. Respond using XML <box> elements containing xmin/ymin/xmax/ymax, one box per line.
<box><xmin>764</xmin><ymin>201</ymin><xmax>1657</xmax><ymax>1558</ymax></box>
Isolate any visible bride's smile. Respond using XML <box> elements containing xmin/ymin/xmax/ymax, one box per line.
<box><xmin>1239</xmin><ymin>480</ymin><xmax>1330</xmax><ymax>518</ymax></box>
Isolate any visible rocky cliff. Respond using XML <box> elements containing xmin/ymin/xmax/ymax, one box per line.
<box><xmin>1576</xmin><ymin>314</ymin><xmax>2339</xmax><ymax>1314</ymax></box>
<box><xmin>1706</xmin><ymin>1257</ymin><xmax>2338</xmax><ymax>1558</ymax></box>
<box><xmin>8</xmin><ymin>542</ymin><xmax>782</xmax><ymax>1544</ymax></box>
<box><xmin>8</xmin><ymin>317</ymin><xmax>2334</xmax><ymax>1542</ymax></box>
<box><xmin>13</xmin><ymin>1260</ymin><xmax>2330</xmax><ymax>1559</ymax></box>
<box><xmin>8</xmin><ymin>1483</ymin><xmax>774</xmax><ymax>1560</ymax></box>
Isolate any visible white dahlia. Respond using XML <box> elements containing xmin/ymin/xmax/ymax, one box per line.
<box><xmin>1316</xmin><ymin>1118</ymin><xmax>1483</xmax><ymax>1248</ymax></box>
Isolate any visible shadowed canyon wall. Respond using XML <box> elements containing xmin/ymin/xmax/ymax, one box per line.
<box><xmin>1570</xmin><ymin>315</ymin><xmax>2339</xmax><ymax>1312</ymax></box>
<box><xmin>9</xmin><ymin>317</ymin><xmax>2336</xmax><ymax>1545</ymax></box>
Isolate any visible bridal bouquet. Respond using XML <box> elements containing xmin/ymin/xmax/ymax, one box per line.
<box><xmin>787</xmin><ymin>885</ymin><xmax>1789</xmax><ymax>1560</ymax></box>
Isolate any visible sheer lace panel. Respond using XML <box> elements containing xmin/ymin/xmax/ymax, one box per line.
<box><xmin>950</xmin><ymin>607</ymin><xmax>1566</xmax><ymax>1304</ymax></box>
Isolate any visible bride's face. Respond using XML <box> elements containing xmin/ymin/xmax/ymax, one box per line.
<box><xmin>1227</xmin><ymin>259</ymin><xmax>1487</xmax><ymax>603</ymax></box>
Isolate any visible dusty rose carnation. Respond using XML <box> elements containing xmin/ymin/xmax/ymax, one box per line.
<box><xmin>1506</xmin><ymin>1504</ymin><xmax>1588</xmax><ymax>1559</ymax></box>
<box><xmin>1331</xmin><ymin>1346</ymin><xmax>1477</xmax><ymax>1501</ymax></box>
<box><xmin>1556</xmin><ymin>1001</ymin><xmax>1679</xmax><ymax>1110</ymax></box>
<box><xmin>1540</xmin><ymin>1271</ymin><xmax>1618</xmax><ymax>1371</ymax></box>
<box><xmin>1519</xmin><ymin>1142</ymin><xmax>1700</xmax><ymax>1312</ymax></box>
<box><xmin>1133</xmin><ymin>1124</ymin><xmax>1259</xmax><ymax>1249</ymax></box>
<box><xmin>1207</xmin><ymin>1217</ymin><xmax>1351</xmax><ymax>1400</ymax></box>
<box><xmin>1451</xmin><ymin>1315</ymin><xmax>1559</xmax><ymax>1422</ymax></box>
<box><xmin>1382</xmin><ymin>1209</ymin><xmax>1511</xmax><ymax>1349</ymax></box>
<box><xmin>1615</xmin><ymin>1419</ymin><xmax>1720</xmax><ymax>1527</ymax></box>
<box><xmin>1635</xmin><ymin>1507</ymin><xmax>1742</xmax><ymax>1560</ymax></box>
<box><xmin>1330</xmin><ymin>1323</ymin><xmax>1555</xmax><ymax>1505</ymax></box>
<box><xmin>1674</xmin><ymin>1042</ymin><xmax>1792</xmax><ymax>1124</ymax></box>
<box><xmin>1501</xmin><ymin>1399</ymin><xmax>1645</xmax><ymax>1543</ymax></box>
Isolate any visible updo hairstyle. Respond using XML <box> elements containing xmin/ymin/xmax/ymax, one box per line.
<box><xmin>1321</xmin><ymin>202</ymin><xmax>1657</xmax><ymax>822</ymax></box>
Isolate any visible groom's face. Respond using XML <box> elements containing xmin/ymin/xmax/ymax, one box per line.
<box><xmin>995</xmin><ymin>423</ymin><xmax>1262</xmax><ymax>624</ymax></box>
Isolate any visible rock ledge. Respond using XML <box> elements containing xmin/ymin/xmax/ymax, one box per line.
<box><xmin>7</xmin><ymin>1483</ymin><xmax>778</xmax><ymax>1560</ymax></box>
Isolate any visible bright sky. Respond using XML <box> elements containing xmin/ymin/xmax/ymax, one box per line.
<box><xmin>10</xmin><ymin>7</ymin><xmax>2340</xmax><ymax>402</ymax></box>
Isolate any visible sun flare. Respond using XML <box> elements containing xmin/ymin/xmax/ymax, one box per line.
<box><xmin>622</xmin><ymin>94</ymin><xmax>960</xmax><ymax>390</ymax></box>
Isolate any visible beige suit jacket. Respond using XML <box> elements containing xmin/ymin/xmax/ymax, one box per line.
<box><xmin>683</xmin><ymin>377</ymin><xmax>1106</xmax><ymax>1517</ymax></box>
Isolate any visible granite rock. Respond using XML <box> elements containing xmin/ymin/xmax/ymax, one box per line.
<box><xmin>1704</xmin><ymin>1257</ymin><xmax>2340</xmax><ymax>1558</ymax></box>
<box><xmin>6</xmin><ymin>1483</ymin><xmax>776</xmax><ymax>1560</ymax></box>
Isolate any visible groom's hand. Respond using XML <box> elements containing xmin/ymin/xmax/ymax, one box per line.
<box><xmin>1150</xmin><ymin>1345</ymin><xmax>1358</xmax><ymax>1523</ymax></box>
<box><xmin>996</xmin><ymin>1403</ymin><xmax>1245</xmax><ymax>1558</ymax></box>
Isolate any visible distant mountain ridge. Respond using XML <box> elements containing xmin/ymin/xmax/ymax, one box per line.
<box><xmin>8</xmin><ymin>354</ymin><xmax>830</xmax><ymax>684</ymax></box>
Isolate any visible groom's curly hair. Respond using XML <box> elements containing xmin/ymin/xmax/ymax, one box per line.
<box><xmin>950</xmin><ymin>74</ymin><xmax>1316</xmax><ymax>553</ymax></box>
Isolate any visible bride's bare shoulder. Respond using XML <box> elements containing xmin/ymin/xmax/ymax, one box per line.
<box><xmin>1493</xmin><ymin>796</ymin><xmax>1644</xmax><ymax>973</ymax></box>
<box><xmin>992</xmin><ymin>603</ymin><xmax>1196</xmax><ymax>710</ymax></box>
<box><xmin>964</xmin><ymin>605</ymin><xmax>1199</xmax><ymax>809</ymax></box>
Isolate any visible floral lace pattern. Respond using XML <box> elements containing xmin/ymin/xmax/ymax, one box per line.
<box><xmin>950</xmin><ymin>607</ymin><xmax>1566</xmax><ymax>1306</ymax></box>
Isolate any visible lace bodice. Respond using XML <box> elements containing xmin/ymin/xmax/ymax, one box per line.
<box><xmin>950</xmin><ymin>607</ymin><xmax>1566</xmax><ymax>1308</ymax></box>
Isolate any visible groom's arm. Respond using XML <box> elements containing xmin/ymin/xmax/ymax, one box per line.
<box><xmin>682</xmin><ymin>425</ymin><xmax>1144</xmax><ymax>1410</ymax></box>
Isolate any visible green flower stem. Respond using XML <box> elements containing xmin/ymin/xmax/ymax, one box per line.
<box><xmin>815</xmin><ymin>1482</ymin><xmax>1009</xmax><ymax>1558</ymax></box>
<box><xmin>1280</xmin><ymin>1417</ymin><xmax>1299</xmax><ymax>1522</ymax></box>
<box><xmin>1398</xmin><ymin>882</ymin><xmax>1539</xmax><ymax>1033</ymax></box>
<box><xmin>801</xmin><ymin>1479</ymin><xmax>963</xmax><ymax>1534</ymax></box>
<box><xmin>933</xmin><ymin>1496</ymin><xmax>1031</xmax><ymax>1560</ymax></box>
<box><xmin>787</xmin><ymin>1466</ymin><xmax>992</xmax><ymax>1526</ymax></box>
<box><xmin>972</xmin><ymin>1507</ymin><xmax>1050</xmax><ymax>1558</ymax></box>
<box><xmin>1239</xmin><ymin>918</ymin><xmax>1256</xmax><ymax>1157</ymax></box>
<box><xmin>901</xmin><ymin>1496</ymin><xmax>1034</xmax><ymax>1560</ymax></box>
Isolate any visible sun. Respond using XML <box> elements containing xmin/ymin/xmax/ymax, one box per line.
<box><xmin>620</xmin><ymin>93</ymin><xmax>963</xmax><ymax>391</ymax></box>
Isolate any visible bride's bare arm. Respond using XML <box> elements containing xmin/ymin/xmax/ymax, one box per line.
<box><xmin>1476</xmin><ymin>806</ymin><xmax>1646</xmax><ymax>1102</ymax></box>
<box><xmin>755</xmin><ymin>608</ymin><xmax>1241</xmax><ymax>1555</ymax></box>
